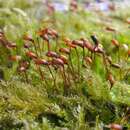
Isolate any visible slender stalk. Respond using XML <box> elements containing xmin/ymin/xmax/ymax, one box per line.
<box><xmin>63</xmin><ymin>66</ymin><xmax>71</xmax><ymax>86</ymax></box>
<box><xmin>61</xmin><ymin>66</ymin><xmax>69</xmax><ymax>94</ymax></box>
<box><xmin>117</xmin><ymin>48</ymin><xmax>122</xmax><ymax>80</ymax></box>
<box><xmin>75</xmin><ymin>48</ymin><xmax>80</xmax><ymax>80</ymax></box>
<box><xmin>32</xmin><ymin>40</ymin><xmax>38</xmax><ymax>57</ymax></box>
<box><xmin>47</xmin><ymin>40</ymin><xmax>50</xmax><ymax>52</ymax></box>
<box><xmin>69</xmin><ymin>53</ymin><xmax>75</xmax><ymax>74</ymax></box>
<box><xmin>117</xmin><ymin>47</ymin><xmax>120</xmax><ymax>63</ymax></box>
<box><xmin>67</xmin><ymin>63</ymin><xmax>73</xmax><ymax>78</ymax></box>
<box><xmin>24</xmin><ymin>71</ymin><xmax>29</xmax><ymax>83</ymax></box>
<box><xmin>36</xmin><ymin>65</ymin><xmax>48</xmax><ymax>86</ymax></box>
<box><xmin>36</xmin><ymin>65</ymin><xmax>44</xmax><ymax>80</ymax></box>
<box><xmin>47</xmin><ymin>65</ymin><xmax>56</xmax><ymax>87</ymax></box>
<box><xmin>102</xmin><ymin>53</ymin><xmax>109</xmax><ymax>74</ymax></box>
<box><xmin>82</xmin><ymin>47</ymin><xmax>85</xmax><ymax>66</ymax></box>
<box><xmin>37</xmin><ymin>38</ymin><xmax>42</xmax><ymax>56</ymax></box>
<box><xmin>66</xmin><ymin>66</ymin><xmax>71</xmax><ymax>85</ymax></box>
<box><xmin>55</xmin><ymin>37</ymin><xmax>59</xmax><ymax>52</ymax></box>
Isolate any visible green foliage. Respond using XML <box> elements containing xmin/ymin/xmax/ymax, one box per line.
<box><xmin>0</xmin><ymin>1</ymin><xmax>130</xmax><ymax>130</ymax></box>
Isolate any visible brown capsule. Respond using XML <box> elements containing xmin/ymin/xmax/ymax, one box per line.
<box><xmin>37</xmin><ymin>28</ymin><xmax>48</xmax><ymax>36</ymax></box>
<box><xmin>48</xmin><ymin>28</ymin><xmax>58</xmax><ymax>38</ymax></box>
<box><xmin>51</xmin><ymin>29</ymin><xmax>58</xmax><ymax>37</ymax></box>
<box><xmin>52</xmin><ymin>58</ymin><xmax>64</xmax><ymax>66</ymax></box>
<box><xmin>38</xmin><ymin>28</ymin><xmax>58</xmax><ymax>39</ymax></box>
<box><xmin>42</xmin><ymin>34</ymin><xmax>49</xmax><ymax>41</ymax></box>
<box><xmin>34</xmin><ymin>59</ymin><xmax>49</xmax><ymax>65</ymax></box>
<box><xmin>81</xmin><ymin>38</ymin><xmax>94</xmax><ymax>51</ymax></box>
<box><xmin>7</xmin><ymin>42</ymin><xmax>17</xmax><ymax>49</ymax></box>
<box><xmin>64</xmin><ymin>38</ymin><xmax>76</xmax><ymax>48</ymax></box>
<box><xmin>26</xmin><ymin>51</ymin><xmax>37</xmax><ymax>59</ymax></box>
<box><xmin>67</xmin><ymin>42</ymin><xmax>76</xmax><ymax>48</ymax></box>
<box><xmin>9</xmin><ymin>55</ymin><xmax>21</xmax><ymax>61</ymax></box>
<box><xmin>108</xmin><ymin>124</ymin><xmax>123</xmax><ymax>130</ymax></box>
<box><xmin>37</xmin><ymin>29</ymin><xmax>49</xmax><ymax>41</ymax></box>
<box><xmin>63</xmin><ymin>37</ymin><xmax>71</xmax><ymax>43</ymax></box>
<box><xmin>59</xmin><ymin>48</ymin><xmax>70</xmax><ymax>55</ymax></box>
<box><xmin>107</xmin><ymin>73</ymin><xmax>115</xmax><ymax>89</ymax></box>
<box><xmin>23</xmin><ymin>34</ymin><xmax>34</xmax><ymax>43</ymax></box>
<box><xmin>72</xmin><ymin>40</ymin><xmax>84</xmax><ymax>48</ymax></box>
<box><xmin>111</xmin><ymin>39</ymin><xmax>119</xmax><ymax>47</ymax></box>
<box><xmin>46</xmin><ymin>51</ymin><xmax>59</xmax><ymax>58</ymax></box>
<box><xmin>106</xmin><ymin>26</ymin><xmax>116</xmax><ymax>32</ymax></box>
<box><xmin>94</xmin><ymin>46</ymin><xmax>104</xmax><ymax>54</ymax></box>
<box><xmin>71</xmin><ymin>43</ymin><xmax>76</xmax><ymax>48</ymax></box>
<box><xmin>111</xmin><ymin>63</ymin><xmax>121</xmax><ymax>69</ymax></box>
<box><xmin>84</xmin><ymin>41</ymin><xmax>94</xmax><ymax>52</ymax></box>
<box><xmin>60</xmin><ymin>55</ymin><xmax>68</xmax><ymax>64</ymax></box>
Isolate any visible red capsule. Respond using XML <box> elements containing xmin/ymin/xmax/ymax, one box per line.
<box><xmin>42</xmin><ymin>34</ymin><xmax>49</xmax><ymax>41</ymax></box>
<box><xmin>68</xmin><ymin>42</ymin><xmax>76</xmax><ymax>48</ymax></box>
<box><xmin>26</xmin><ymin>51</ymin><xmax>37</xmax><ymax>59</ymax></box>
<box><xmin>37</xmin><ymin>28</ymin><xmax>48</xmax><ymax>36</ymax></box>
<box><xmin>72</xmin><ymin>40</ymin><xmax>84</xmax><ymax>48</ymax></box>
<box><xmin>34</xmin><ymin>59</ymin><xmax>49</xmax><ymax>65</ymax></box>
<box><xmin>9</xmin><ymin>55</ymin><xmax>21</xmax><ymax>61</ymax></box>
<box><xmin>59</xmin><ymin>48</ymin><xmax>70</xmax><ymax>55</ymax></box>
<box><xmin>81</xmin><ymin>38</ymin><xmax>94</xmax><ymax>51</ymax></box>
<box><xmin>52</xmin><ymin>58</ymin><xmax>64</xmax><ymax>66</ymax></box>
<box><xmin>111</xmin><ymin>39</ymin><xmax>119</xmax><ymax>47</ymax></box>
<box><xmin>23</xmin><ymin>34</ymin><xmax>34</xmax><ymax>43</ymax></box>
<box><xmin>63</xmin><ymin>38</ymin><xmax>76</xmax><ymax>48</ymax></box>
<box><xmin>38</xmin><ymin>28</ymin><xmax>58</xmax><ymax>39</ymax></box>
<box><xmin>60</xmin><ymin>55</ymin><xmax>68</xmax><ymax>64</ymax></box>
<box><xmin>37</xmin><ymin>29</ymin><xmax>49</xmax><ymax>41</ymax></box>
<box><xmin>46</xmin><ymin>51</ymin><xmax>59</xmax><ymax>58</ymax></box>
<box><xmin>47</xmin><ymin>28</ymin><xmax>58</xmax><ymax>38</ymax></box>
<box><xmin>84</xmin><ymin>41</ymin><xmax>94</xmax><ymax>52</ymax></box>
<box><xmin>108</xmin><ymin>124</ymin><xmax>123</xmax><ymax>130</ymax></box>
<box><xmin>94</xmin><ymin>46</ymin><xmax>104</xmax><ymax>54</ymax></box>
